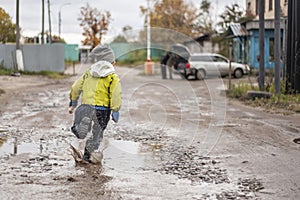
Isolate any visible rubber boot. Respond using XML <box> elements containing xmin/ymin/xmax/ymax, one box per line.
<box><xmin>71</xmin><ymin>125</ymin><xmax>80</xmax><ymax>138</ymax></box>
<box><xmin>83</xmin><ymin>148</ymin><xmax>91</xmax><ymax>163</ymax></box>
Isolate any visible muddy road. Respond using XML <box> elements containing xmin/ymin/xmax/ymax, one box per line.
<box><xmin>0</xmin><ymin>65</ymin><xmax>299</xmax><ymax>200</ymax></box>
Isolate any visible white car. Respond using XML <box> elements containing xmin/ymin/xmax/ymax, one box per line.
<box><xmin>186</xmin><ymin>53</ymin><xmax>250</xmax><ymax>80</ymax></box>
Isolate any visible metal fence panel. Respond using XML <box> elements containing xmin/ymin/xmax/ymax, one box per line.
<box><xmin>0</xmin><ymin>44</ymin><xmax>65</xmax><ymax>72</ymax></box>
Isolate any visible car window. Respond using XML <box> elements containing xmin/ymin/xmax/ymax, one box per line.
<box><xmin>191</xmin><ymin>55</ymin><xmax>211</xmax><ymax>62</ymax></box>
<box><xmin>213</xmin><ymin>56</ymin><xmax>228</xmax><ymax>63</ymax></box>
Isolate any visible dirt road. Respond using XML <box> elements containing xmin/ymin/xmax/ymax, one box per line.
<box><xmin>0</xmin><ymin>65</ymin><xmax>299</xmax><ymax>200</ymax></box>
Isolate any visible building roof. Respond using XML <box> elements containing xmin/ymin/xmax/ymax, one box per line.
<box><xmin>245</xmin><ymin>19</ymin><xmax>287</xmax><ymax>30</ymax></box>
<box><xmin>225</xmin><ymin>23</ymin><xmax>248</xmax><ymax>38</ymax></box>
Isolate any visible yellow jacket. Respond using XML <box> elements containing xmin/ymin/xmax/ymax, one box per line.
<box><xmin>69</xmin><ymin>61</ymin><xmax>122</xmax><ymax>111</ymax></box>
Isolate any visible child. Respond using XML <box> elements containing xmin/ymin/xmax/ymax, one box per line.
<box><xmin>68</xmin><ymin>45</ymin><xmax>121</xmax><ymax>163</ymax></box>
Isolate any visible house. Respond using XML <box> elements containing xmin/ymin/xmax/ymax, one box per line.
<box><xmin>244</xmin><ymin>19</ymin><xmax>285</xmax><ymax>69</ymax></box>
<box><xmin>246</xmin><ymin>0</ymin><xmax>288</xmax><ymax>19</ymax></box>
<box><xmin>226</xmin><ymin>0</ymin><xmax>288</xmax><ymax>69</ymax></box>
<box><xmin>183</xmin><ymin>33</ymin><xmax>219</xmax><ymax>54</ymax></box>
<box><xmin>225</xmin><ymin>24</ymin><xmax>248</xmax><ymax>64</ymax></box>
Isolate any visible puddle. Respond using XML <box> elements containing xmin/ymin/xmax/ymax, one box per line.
<box><xmin>0</xmin><ymin>137</ymin><xmax>71</xmax><ymax>157</ymax></box>
<box><xmin>0</xmin><ymin>135</ymin><xmax>160</xmax><ymax>174</ymax></box>
<box><xmin>0</xmin><ymin>137</ymin><xmax>41</xmax><ymax>156</ymax></box>
<box><xmin>103</xmin><ymin>138</ymin><xmax>159</xmax><ymax>173</ymax></box>
<box><xmin>293</xmin><ymin>138</ymin><xmax>300</xmax><ymax>144</ymax></box>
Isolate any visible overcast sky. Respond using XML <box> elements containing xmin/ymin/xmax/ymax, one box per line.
<box><xmin>0</xmin><ymin>0</ymin><xmax>245</xmax><ymax>44</ymax></box>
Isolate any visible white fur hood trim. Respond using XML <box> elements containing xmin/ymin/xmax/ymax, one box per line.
<box><xmin>89</xmin><ymin>60</ymin><xmax>115</xmax><ymax>78</ymax></box>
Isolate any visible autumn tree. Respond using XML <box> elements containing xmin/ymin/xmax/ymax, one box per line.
<box><xmin>140</xmin><ymin>0</ymin><xmax>198</xmax><ymax>38</ymax></box>
<box><xmin>78</xmin><ymin>3</ymin><xmax>112</xmax><ymax>48</ymax></box>
<box><xmin>0</xmin><ymin>7</ymin><xmax>16</xmax><ymax>43</ymax></box>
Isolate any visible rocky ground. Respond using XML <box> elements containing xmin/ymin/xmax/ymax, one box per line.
<box><xmin>0</xmin><ymin>64</ymin><xmax>299</xmax><ymax>199</ymax></box>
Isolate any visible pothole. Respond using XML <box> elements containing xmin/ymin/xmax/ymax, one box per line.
<box><xmin>293</xmin><ymin>138</ymin><xmax>300</xmax><ymax>144</ymax></box>
<box><xmin>103</xmin><ymin>138</ymin><xmax>160</xmax><ymax>172</ymax></box>
<box><xmin>0</xmin><ymin>137</ymin><xmax>41</xmax><ymax>156</ymax></box>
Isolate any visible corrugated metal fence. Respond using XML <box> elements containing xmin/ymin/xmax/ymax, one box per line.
<box><xmin>0</xmin><ymin>43</ymin><xmax>65</xmax><ymax>72</ymax></box>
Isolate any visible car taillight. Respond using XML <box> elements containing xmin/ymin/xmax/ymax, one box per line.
<box><xmin>185</xmin><ymin>63</ymin><xmax>190</xmax><ymax>69</ymax></box>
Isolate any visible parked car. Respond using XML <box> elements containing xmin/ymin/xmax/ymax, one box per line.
<box><xmin>167</xmin><ymin>44</ymin><xmax>191</xmax><ymax>78</ymax></box>
<box><xmin>185</xmin><ymin>53</ymin><xmax>250</xmax><ymax>80</ymax></box>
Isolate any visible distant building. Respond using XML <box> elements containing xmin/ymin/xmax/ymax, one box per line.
<box><xmin>226</xmin><ymin>0</ymin><xmax>287</xmax><ymax>69</ymax></box>
<box><xmin>246</xmin><ymin>0</ymin><xmax>288</xmax><ymax>18</ymax></box>
<box><xmin>183</xmin><ymin>34</ymin><xmax>219</xmax><ymax>54</ymax></box>
<box><xmin>78</xmin><ymin>45</ymin><xmax>92</xmax><ymax>63</ymax></box>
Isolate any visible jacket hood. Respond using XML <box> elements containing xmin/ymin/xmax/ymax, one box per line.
<box><xmin>89</xmin><ymin>60</ymin><xmax>115</xmax><ymax>78</ymax></box>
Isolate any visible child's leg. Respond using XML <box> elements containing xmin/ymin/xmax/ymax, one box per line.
<box><xmin>83</xmin><ymin>109</ymin><xmax>110</xmax><ymax>161</ymax></box>
<box><xmin>71</xmin><ymin>105</ymin><xmax>92</xmax><ymax>139</ymax></box>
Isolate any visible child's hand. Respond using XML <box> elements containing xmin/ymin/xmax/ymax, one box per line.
<box><xmin>69</xmin><ymin>106</ymin><xmax>75</xmax><ymax>114</ymax></box>
<box><xmin>111</xmin><ymin>111</ymin><xmax>119</xmax><ymax>123</ymax></box>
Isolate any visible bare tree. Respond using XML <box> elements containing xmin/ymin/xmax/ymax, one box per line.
<box><xmin>218</xmin><ymin>3</ymin><xmax>245</xmax><ymax>32</ymax></box>
<box><xmin>194</xmin><ymin>0</ymin><xmax>214</xmax><ymax>34</ymax></box>
<box><xmin>78</xmin><ymin>3</ymin><xmax>112</xmax><ymax>48</ymax></box>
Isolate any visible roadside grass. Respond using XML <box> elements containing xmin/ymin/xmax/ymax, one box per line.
<box><xmin>0</xmin><ymin>68</ymin><xmax>70</xmax><ymax>79</ymax></box>
<box><xmin>0</xmin><ymin>68</ymin><xmax>14</xmax><ymax>75</ymax></box>
<box><xmin>227</xmin><ymin>78</ymin><xmax>300</xmax><ymax>113</ymax></box>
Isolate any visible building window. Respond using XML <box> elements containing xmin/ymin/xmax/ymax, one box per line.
<box><xmin>269</xmin><ymin>0</ymin><xmax>273</xmax><ymax>11</ymax></box>
<box><xmin>269</xmin><ymin>38</ymin><xmax>274</xmax><ymax>62</ymax></box>
<box><xmin>256</xmin><ymin>0</ymin><xmax>266</xmax><ymax>15</ymax></box>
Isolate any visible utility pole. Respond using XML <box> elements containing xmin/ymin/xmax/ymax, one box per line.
<box><xmin>41</xmin><ymin>0</ymin><xmax>44</xmax><ymax>44</ymax></box>
<box><xmin>144</xmin><ymin>0</ymin><xmax>153</xmax><ymax>75</ymax></box>
<box><xmin>286</xmin><ymin>0</ymin><xmax>300</xmax><ymax>93</ymax></box>
<box><xmin>58</xmin><ymin>3</ymin><xmax>71</xmax><ymax>39</ymax></box>
<box><xmin>16</xmin><ymin>0</ymin><xmax>20</xmax><ymax>50</ymax></box>
<box><xmin>146</xmin><ymin>0</ymin><xmax>151</xmax><ymax>61</ymax></box>
<box><xmin>58</xmin><ymin>10</ymin><xmax>61</xmax><ymax>38</ymax></box>
<box><xmin>215</xmin><ymin>0</ymin><xmax>218</xmax><ymax>27</ymax></box>
<box><xmin>274</xmin><ymin>0</ymin><xmax>281</xmax><ymax>95</ymax></box>
<box><xmin>47</xmin><ymin>0</ymin><xmax>52</xmax><ymax>44</ymax></box>
<box><xmin>259</xmin><ymin>0</ymin><xmax>265</xmax><ymax>91</ymax></box>
<box><xmin>12</xmin><ymin>0</ymin><xmax>21</xmax><ymax>75</ymax></box>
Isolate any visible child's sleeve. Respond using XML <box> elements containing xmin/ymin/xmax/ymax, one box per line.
<box><xmin>69</xmin><ymin>71</ymin><xmax>87</xmax><ymax>107</ymax></box>
<box><xmin>110</xmin><ymin>74</ymin><xmax>122</xmax><ymax>111</ymax></box>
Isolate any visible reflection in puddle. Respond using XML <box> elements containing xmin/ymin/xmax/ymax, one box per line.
<box><xmin>103</xmin><ymin>139</ymin><xmax>159</xmax><ymax>173</ymax></box>
<box><xmin>0</xmin><ymin>137</ymin><xmax>43</xmax><ymax>156</ymax></box>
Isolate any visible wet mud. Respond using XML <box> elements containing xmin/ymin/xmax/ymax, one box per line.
<box><xmin>0</xmin><ymin>67</ymin><xmax>300</xmax><ymax>199</ymax></box>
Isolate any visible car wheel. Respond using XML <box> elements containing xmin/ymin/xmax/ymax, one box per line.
<box><xmin>234</xmin><ymin>68</ymin><xmax>243</xmax><ymax>78</ymax></box>
<box><xmin>195</xmin><ymin>69</ymin><xmax>205</xmax><ymax>80</ymax></box>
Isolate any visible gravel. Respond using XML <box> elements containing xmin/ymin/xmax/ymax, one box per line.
<box><xmin>108</xmin><ymin>124</ymin><xmax>264</xmax><ymax>199</ymax></box>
